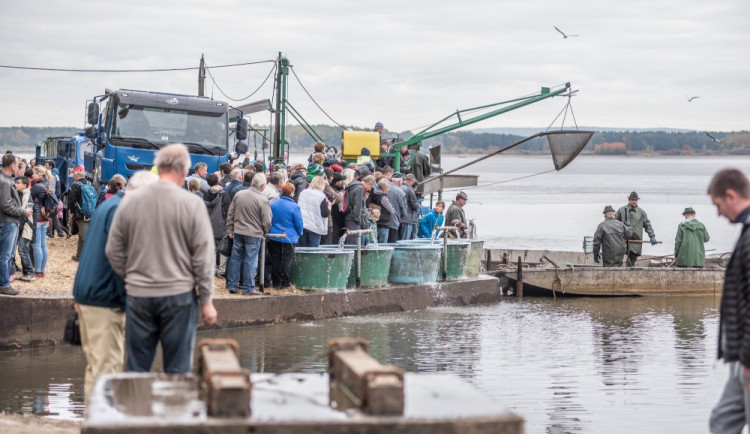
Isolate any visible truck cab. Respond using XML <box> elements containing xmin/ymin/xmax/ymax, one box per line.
<box><xmin>84</xmin><ymin>89</ymin><xmax>247</xmax><ymax>187</ymax></box>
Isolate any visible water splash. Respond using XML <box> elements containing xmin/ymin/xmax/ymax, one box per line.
<box><xmin>337</xmin><ymin>235</ymin><xmax>347</xmax><ymax>250</ymax></box>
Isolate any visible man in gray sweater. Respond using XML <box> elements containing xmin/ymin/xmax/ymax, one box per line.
<box><xmin>106</xmin><ymin>144</ymin><xmax>217</xmax><ymax>374</ymax></box>
<box><xmin>225</xmin><ymin>173</ymin><xmax>272</xmax><ymax>295</ymax></box>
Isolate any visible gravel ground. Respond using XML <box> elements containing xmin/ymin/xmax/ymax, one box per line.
<box><xmin>11</xmin><ymin>235</ymin><xmax>305</xmax><ymax>299</ymax></box>
<box><xmin>0</xmin><ymin>414</ymin><xmax>80</xmax><ymax>434</ymax></box>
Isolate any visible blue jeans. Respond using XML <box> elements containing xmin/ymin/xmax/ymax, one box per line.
<box><xmin>125</xmin><ymin>292</ymin><xmax>198</xmax><ymax>374</ymax></box>
<box><xmin>377</xmin><ymin>227</ymin><xmax>389</xmax><ymax>244</ymax></box>
<box><xmin>0</xmin><ymin>222</ymin><xmax>18</xmax><ymax>287</ymax></box>
<box><xmin>17</xmin><ymin>238</ymin><xmax>33</xmax><ymax>276</ymax></box>
<box><xmin>298</xmin><ymin>229</ymin><xmax>322</xmax><ymax>248</ymax></box>
<box><xmin>33</xmin><ymin>222</ymin><xmax>48</xmax><ymax>273</ymax></box>
<box><xmin>226</xmin><ymin>234</ymin><xmax>261</xmax><ymax>293</ymax></box>
<box><xmin>399</xmin><ymin>223</ymin><xmax>413</xmax><ymax>241</ymax></box>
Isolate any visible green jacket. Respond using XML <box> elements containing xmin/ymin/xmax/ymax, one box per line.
<box><xmin>615</xmin><ymin>205</ymin><xmax>655</xmax><ymax>255</ymax></box>
<box><xmin>674</xmin><ymin>218</ymin><xmax>710</xmax><ymax>267</ymax></box>
<box><xmin>593</xmin><ymin>217</ymin><xmax>636</xmax><ymax>267</ymax></box>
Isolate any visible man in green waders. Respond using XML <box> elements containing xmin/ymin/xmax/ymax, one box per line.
<box><xmin>593</xmin><ymin>205</ymin><xmax>636</xmax><ymax>266</ymax></box>
<box><xmin>674</xmin><ymin>207</ymin><xmax>710</xmax><ymax>267</ymax></box>
<box><xmin>616</xmin><ymin>191</ymin><xmax>657</xmax><ymax>266</ymax></box>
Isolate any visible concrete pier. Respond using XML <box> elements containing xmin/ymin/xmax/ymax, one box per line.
<box><xmin>0</xmin><ymin>276</ymin><xmax>500</xmax><ymax>351</ymax></box>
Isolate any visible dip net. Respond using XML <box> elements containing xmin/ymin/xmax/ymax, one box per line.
<box><xmin>545</xmin><ymin>130</ymin><xmax>594</xmax><ymax>171</ymax></box>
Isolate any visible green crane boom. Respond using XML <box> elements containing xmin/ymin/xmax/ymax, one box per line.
<box><xmin>389</xmin><ymin>83</ymin><xmax>571</xmax><ymax>172</ymax></box>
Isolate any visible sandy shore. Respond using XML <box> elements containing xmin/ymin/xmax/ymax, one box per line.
<box><xmin>11</xmin><ymin>235</ymin><xmax>304</xmax><ymax>298</ymax></box>
<box><xmin>0</xmin><ymin>414</ymin><xmax>80</xmax><ymax>434</ymax></box>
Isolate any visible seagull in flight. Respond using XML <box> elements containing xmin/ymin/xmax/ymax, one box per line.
<box><xmin>705</xmin><ymin>132</ymin><xmax>722</xmax><ymax>143</ymax></box>
<box><xmin>686</xmin><ymin>95</ymin><xmax>700</xmax><ymax>102</ymax></box>
<box><xmin>554</xmin><ymin>26</ymin><xmax>579</xmax><ymax>38</ymax></box>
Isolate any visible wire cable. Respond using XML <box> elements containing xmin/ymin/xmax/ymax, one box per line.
<box><xmin>205</xmin><ymin>62</ymin><xmax>277</xmax><ymax>102</ymax></box>
<box><xmin>289</xmin><ymin>66</ymin><xmax>348</xmax><ymax>130</ymax></box>
<box><xmin>0</xmin><ymin>59</ymin><xmax>275</xmax><ymax>73</ymax></box>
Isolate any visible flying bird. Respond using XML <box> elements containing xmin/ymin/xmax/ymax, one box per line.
<box><xmin>554</xmin><ymin>26</ymin><xmax>579</xmax><ymax>38</ymax></box>
<box><xmin>705</xmin><ymin>132</ymin><xmax>722</xmax><ymax>143</ymax></box>
<box><xmin>686</xmin><ymin>95</ymin><xmax>700</xmax><ymax>102</ymax></box>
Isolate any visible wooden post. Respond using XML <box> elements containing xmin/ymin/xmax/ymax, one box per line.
<box><xmin>485</xmin><ymin>249</ymin><xmax>491</xmax><ymax>273</ymax></box>
<box><xmin>516</xmin><ymin>256</ymin><xmax>523</xmax><ymax>298</ymax></box>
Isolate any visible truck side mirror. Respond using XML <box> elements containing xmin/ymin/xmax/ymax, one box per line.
<box><xmin>85</xmin><ymin>126</ymin><xmax>98</xmax><ymax>140</ymax></box>
<box><xmin>87</xmin><ymin>103</ymin><xmax>100</xmax><ymax>125</ymax></box>
<box><xmin>236</xmin><ymin>118</ymin><xmax>248</xmax><ymax>141</ymax></box>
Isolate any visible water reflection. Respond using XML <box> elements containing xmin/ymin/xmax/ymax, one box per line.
<box><xmin>0</xmin><ymin>297</ymin><xmax>725</xmax><ymax>433</ymax></box>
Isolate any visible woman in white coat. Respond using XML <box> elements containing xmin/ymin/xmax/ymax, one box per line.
<box><xmin>297</xmin><ymin>176</ymin><xmax>330</xmax><ymax>247</ymax></box>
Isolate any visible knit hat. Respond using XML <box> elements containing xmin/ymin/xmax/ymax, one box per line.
<box><xmin>360</xmin><ymin>147</ymin><xmax>371</xmax><ymax>156</ymax></box>
<box><xmin>374</xmin><ymin>122</ymin><xmax>384</xmax><ymax>130</ymax></box>
<box><xmin>628</xmin><ymin>191</ymin><xmax>640</xmax><ymax>200</ymax></box>
<box><xmin>392</xmin><ymin>172</ymin><xmax>404</xmax><ymax>179</ymax></box>
<box><xmin>682</xmin><ymin>207</ymin><xmax>696</xmax><ymax>215</ymax></box>
<box><xmin>74</xmin><ymin>165</ymin><xmax>85</xmax><ymax>173</ymax></box>
<box><xmin>603</xmin><ymin>205</ymin><xmax>615</xmax><ymax>214</ymax></box>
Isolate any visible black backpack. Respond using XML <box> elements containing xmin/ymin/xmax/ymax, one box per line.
<box><xmin>38</xmin><ymin>185</ymin><xmax>59</xmax><ymax>220</ymax></box>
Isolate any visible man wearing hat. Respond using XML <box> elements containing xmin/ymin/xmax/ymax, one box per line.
<box><xmin>69</xmin><ymin>165</ymin><xmax>93</xmax><ymax>261</ymax></box>
<box><xmin>593</xmin><ymin>205</ymin><xmax>636</xmax><ymax>267</ymax></box>
<box><xmin>616</xmin><ymin>191</ymin><xmax>657</xmax><ymax>266</ymax></box>
<box><xmin>374</xmin><ymin>122</ymin><xmax>384</xmax><ymax>134</ymax></box>
<box><xmin>445</xmin><ymin>191</ymin><xmax>468</xmax><ymax>239</ymax></box>
<box><xmin>674</xmin><ymin>207</ymin><xmax>710</xmax><ymax>267</ymax></box>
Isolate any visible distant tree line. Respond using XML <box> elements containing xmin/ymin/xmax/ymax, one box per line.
<box><xmin>3</xmin><ymin>125</ymin><xmax>749</xmax><ymax>156</ymax></box>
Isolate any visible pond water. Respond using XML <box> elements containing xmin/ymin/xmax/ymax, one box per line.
<box><xmin>0</xmin><ymin>296</ymin><xmax>726</xmax><ymax>433</ymax></box>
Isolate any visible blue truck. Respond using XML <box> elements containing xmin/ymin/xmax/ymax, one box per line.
<box><xmin>37</xmin><ymin>88</ymin><xmax>248</xmax><ymax>194</ymax></box>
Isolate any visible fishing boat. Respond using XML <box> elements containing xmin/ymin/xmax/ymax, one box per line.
<box><xmin>492</xmin><ymin>264</ymin><xmax>725</xmax><ymax>297</ymax></box>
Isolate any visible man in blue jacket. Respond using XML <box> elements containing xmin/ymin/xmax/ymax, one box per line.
<box><xmin>72</xmin><ymin>171</ymin><xmax>157</xmax><ymax>402</ymax></box>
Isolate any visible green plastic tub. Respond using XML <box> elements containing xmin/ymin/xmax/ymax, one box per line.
<box><xmin>465</xmin><ymin>240</ymin><xmax>485</xmax><ymax>276</ymax></box>
<box><xmin>346</xmin><ymin>246</ymin><xmax>394</xmax><ymax>288</ymax></box>
<box><xmin>290</xmin><ymin>248</ymin><xmax>353</xmax><ymax>291</ymax></box>
<box><xmin>384</xmin><ymin>244</ymin><xmax>442</xmax><ymax>284</ymax></box>
<box><xmin>397</xmin><ymin>239</ymin><xmax>471</xmax><ymax>279</ymax></box>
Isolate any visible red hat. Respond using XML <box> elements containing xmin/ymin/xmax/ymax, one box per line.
<box><xmin>74</xmin><ymin>165</ymin><xmax>85</xmax><ymax>173</ymax></box>
<box><xmin>330</xmin><ymin>164</ymin><xmax>343</xmax><ymax>172</ymax></box>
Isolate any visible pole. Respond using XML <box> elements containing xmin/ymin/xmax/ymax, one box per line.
<box><xmin>198</xmin><ymin>54</ymin><xmax>205</xmax><ymax>97</ymax></box>
<box><xmin>259</xmin><ymin>236</ymin><xmax>266</xmax><ymax>290</ymax></box>
<box><xmin>485</xmin><ymin>249</ymin><xmax>491</xmax><ymax>273</ymax></box>
<box><xmin>442</xmin><ymin>232</ymin><xmax>448</xmax><ymax>281</ymax></box>
<box><xmin>516</xmin><ymin>256</ymin><xmax>523</xmax><ymax>298</ymax></box>
<box><xmin>356</xmin><ymin>233</ymin><xmax>362</xmax><ymax>288</ymax></box>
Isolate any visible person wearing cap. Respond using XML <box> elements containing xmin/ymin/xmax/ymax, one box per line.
<box><xmin>69</xmin><ymin>166</ymin><xmax>93</xmax><ymax>262</ymax></box>
<box><xmin>674</xmin><ymin>207</ymin><xmax>710</xmax><ymax>267</ymax></box>
<box><xmin>445</xmin><ymin>191</ymin><xmax>468</xmax><ymax>239</ymax></box>
<box><xmin>400</xmin><ymin>173</ymin><xmax>420</xmax><ymax>240</ymax></box>
<box><xmin>374</xmin><ymin>122</ymin><xmax>384</xmax><ymax>134</ymax></box>
<box><xmin>593</xmin><ymin>205</ymin><xmax>636</xmax><ymax>267</ymax></box>
<box><xmin>616</xmin><ymin>191</ymin><xmax>657</xmax><ymax>266</ymax></box>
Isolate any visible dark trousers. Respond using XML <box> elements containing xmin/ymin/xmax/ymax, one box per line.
<box><xmin>47</xmin><ymin>215</ymin><xmax>69</xmax><ymax>237</ymax></box>
<box><xmin>626</xmin><ymin>251</ymin><xmax>639</xmax><ymax>267</ymax></box>
<box><xmin>75</xmin><ymin>218</ymin><xmax>89</xmax><ymax>258</ymax></box>
<box><xmin>17</xmin><ymin>238</ymin><xmax>33</xmax><ymax>276</ymax></box>
<box><xmin>125</xmin><ymin>291</ymin><xmax>198</xmax><ymax>374</ymax></box>
<box><xmin>268</xmin><ymin>240</ymin><xmax>294</xmax><ymax>289</ymax></box>
<box><xmin>344</xmin><ymin>220</ymin><xmax>361</xmax><ymax>245</ymax></box>
<box><xmin>387</xmin><ymin>228</ymin><xmax>399</xmax><ymax>243</ymax></box>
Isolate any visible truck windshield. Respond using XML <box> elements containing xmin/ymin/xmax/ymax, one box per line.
<box><xmin>111</xmin><ymin>105</ymin><xmax>228</xmax><ymax>155</ymax></box>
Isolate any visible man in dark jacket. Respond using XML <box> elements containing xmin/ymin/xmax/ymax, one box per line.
<box><xmin>708</xmin><ymin>168</ymin><xmax>750</xmax><ymax>433</ymax></box>
<box><xmin>204</xmin><ymin>173</ymin><xmax>230</xmax><ymax>277</ymax></box>
<box><xmin>224</xmin><ymin>168</ymin><xmax>243</xmax><ymax>199</ymax></box>
<box><xmin>401</xmin><ymin>174</ymin><xmax>420</xmax><ymax>240</ymax></box>
<box><xmin>343</xmin><ymin>175</ymin><xmax>373</xmax><ymax>244</ymax></box>
<box><xmin>409</xmin><ymin>144</ymin><xmax>432</xmax><ymax>197</ymax></box>
<box><xmin>69</xmin><ymin>166</ymin><xmax>92</xmax><ymax>261</ymax></box>
<box><xmin>1</xmin><ymin>154</ymin><xmax>31</xmax><ymax>295</ymax></box>
<box><xmin>593</xmin><ymin>205</ymin><xmax>636</xmax><ymax>267</ymax></box>
<box><xmin>73</xmin><ymin>170</ymin><xmax>156</xmax><ymax>401</ymax></box>
<box><xmin>290</xmin><ymin>164</ymin><xmax>308</xmax><ymax>202</ymax></box>
<box><xmin>615</xmin><ymin>191</ymin><xmax>657</xmax><ymax>266</ymax></box>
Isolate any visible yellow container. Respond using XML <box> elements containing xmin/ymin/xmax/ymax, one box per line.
<box><xmin>342</xmin><ymin>131</ymin><xmax>380</xmax><ymax>160</ymax></box>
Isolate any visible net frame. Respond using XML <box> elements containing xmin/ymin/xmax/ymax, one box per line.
<box><xmin>545</xmin><ymin>130</ymin><xmax>594</xmax><ymax>171</ymax></box>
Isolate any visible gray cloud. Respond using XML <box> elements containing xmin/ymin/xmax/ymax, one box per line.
<box><xmin>1</xmin><ymin>0</ymin><xmax>748</xmax><ymax>132</ymax></box>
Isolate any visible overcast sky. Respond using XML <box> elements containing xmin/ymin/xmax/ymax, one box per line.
<box><xmin>1</xmin><ymin>0</ymin><xmax>748</xmax><ymax>132</ymax></box>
